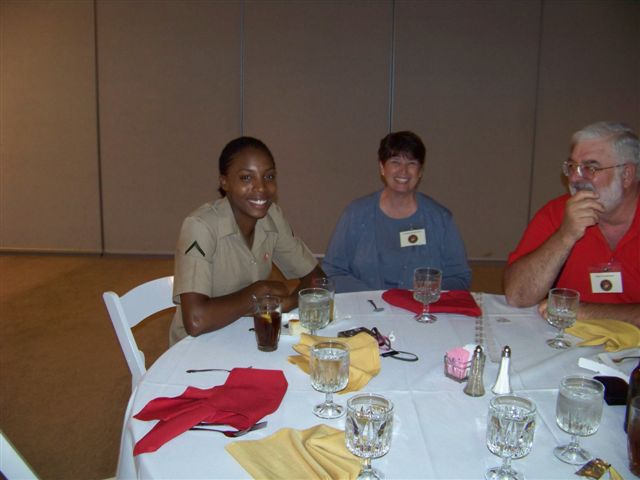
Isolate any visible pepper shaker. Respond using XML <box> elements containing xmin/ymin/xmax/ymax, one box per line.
<box><xmin>491</xmin><ymin>346</ymin><xmax>512</xmax><ymax>395</ymax></box>
<box><xmin>463</xmin><ymin>345</ymin><xmax>486</xmax><ymax>397</ymax></box>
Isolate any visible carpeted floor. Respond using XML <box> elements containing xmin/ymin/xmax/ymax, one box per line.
<box><xmin>0</xmin><ymin>254</ymin><xmax>504</xmax><ymax>479</ymax></box>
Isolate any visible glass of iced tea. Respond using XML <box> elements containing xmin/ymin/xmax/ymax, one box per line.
<box><xmin>253</xmin><ymin>294</ymin><xmax>282</xmax><ymax>352</ymax></box>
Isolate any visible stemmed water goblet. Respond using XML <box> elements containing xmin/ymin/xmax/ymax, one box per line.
<box><xmin>345</xmin><ymin>393</ymin><xmax>394</xmax><ymax>480</ymax></box>
<box><xmin>412</xmin><ymin>267</ymin><xmax>442</xmax><ymax>323</ymax></box>
<box><xmin>545</xmin><ymin>288</ymin><xmax>579</xmax><ymax>349</ymax></box>
<box><xmin>298</xmin><ymin>287</ymin><xmax>331</xmax><ymax>335</ymax></box>
<box><xmin>554</xmin><ymin>375</ymin><xmax>604</xmax><ymax>464</ymax></box>
<box><xmin>309</xmin><ymin>341</ymin><xmax>350</xmax><ymax>419</ymax></box>
<box><xmin>485</xmin><ymin>395</ymin><xmax>537</xmax><ymax>480</ymax></box>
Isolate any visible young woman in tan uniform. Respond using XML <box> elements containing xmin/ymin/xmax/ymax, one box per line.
<box><xmin>169</xmin><ymin>137</ymin><xmax>324</xmax><ymax>344</ymax></box>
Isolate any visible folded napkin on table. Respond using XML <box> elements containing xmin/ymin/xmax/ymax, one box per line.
<box><xmin>381</xmin><ymin>289</ymin><xmax>481</xmax><ymax>317</ymax></box>
<box><xmin>226</xmin><ymin>424</ymin><xmax>360</xmax><ymax>480</ymax></box>
<box><xmin>288</xmin><ymin>333</ymin><xmax>380</xmax><ymax>393</ymax></box>
<box><xmin>566</xmin><ymin>319</ymin><xmax>640</xmax><ymax>352</ymax></box>
<box><xmin>132</xmin><ymin>368</ymin><xmax>287</xmax><ymax>455</ymax></box>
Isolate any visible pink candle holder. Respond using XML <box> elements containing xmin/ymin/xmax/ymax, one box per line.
<box><xmin>444</xmin><ymin>353</ymin><xmax>472</xmax><ymax>382</ymax></box>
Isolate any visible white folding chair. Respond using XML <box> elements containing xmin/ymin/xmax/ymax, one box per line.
<box><xmin>103</xmin><ymin>276</ymin><xmax>175</xmax><ymax>390</ymax></box>
<box><xmin>0</xmin><ymin>430</ymin><xmax>38</xmax><ymax>479</ymax></box>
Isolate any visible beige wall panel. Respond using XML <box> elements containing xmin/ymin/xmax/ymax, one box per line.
<box><xmin>0</xmin><ymin>0</ymin><xmax>100</xmax><ymax>252</ymax></box>
<box><xmin>243</xmin><ymin>0</ymin><xmax>392</xmax><ymax>254</ymax></box>
<box><xmin>393</xmin><ymin>0</ymin><xmax>541</xmax><ymax>260</ymax></box>
<box><xmin>531</xmin><ymin>1</ymin><xmax>640</xmax><ymax>216</ymax></box>
<box><xmin>98</xmin><ymin>1</ymin><xmax>241</xmax><ymax>254</ymax></box>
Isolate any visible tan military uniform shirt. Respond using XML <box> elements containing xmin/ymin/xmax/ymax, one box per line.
<box><xmin>169</xmin><ymin>197</ymin><xmax>317</xmax><ymax>344</ymax></box>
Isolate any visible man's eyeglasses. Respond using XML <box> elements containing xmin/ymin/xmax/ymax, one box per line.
<box><xmin>562</xmin><ymin>160</ymin><xmax>626</xmax><ymax>180</ymax></box>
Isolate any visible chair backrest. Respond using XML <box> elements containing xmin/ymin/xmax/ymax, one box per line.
<box><xmin>0</xmin><ymin>431</ymin><xmax>38</xmax><ymax>479</ymax></box>
<box><xmin>103</xmin><ymin>276</ymin><xmax>175</xmax><ymax>389</ymax></box>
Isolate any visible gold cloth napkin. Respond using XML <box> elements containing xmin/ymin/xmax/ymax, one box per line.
<box><xmin>566</xmin><ymin>319</ymin><xmax>640</xmax><ymax>352</ymax></box>
<box><xmin>225</xmin><ymin>424</ymin><xmax>360</xmax><ymax>480</ymax></box>
<box><xmin>288</xmin><ymin>333</ymin><xmax>381</xmax><ymax>393</ymax></box>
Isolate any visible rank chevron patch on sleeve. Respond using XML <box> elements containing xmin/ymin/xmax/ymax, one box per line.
<box><xmin>185</xmin><ymin>241</ymin><xmax>205</xmax><ymax>257</ymax></box>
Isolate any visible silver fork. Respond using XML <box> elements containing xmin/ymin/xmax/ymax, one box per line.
<box><xmin>368</xmin><ymin>299</ymin><xmax>384</xmax><ymax>312</ymax></box>
<box><xmin>189</xmin><ymin>421</ymin><xmax>268</xmax><ymax>437</ymax></box>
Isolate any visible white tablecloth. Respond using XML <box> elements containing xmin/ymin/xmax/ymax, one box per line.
<box><xmin>117</xmin><ymin>292</ymin><xmax>635</xmax><ymax>479</ymax></box>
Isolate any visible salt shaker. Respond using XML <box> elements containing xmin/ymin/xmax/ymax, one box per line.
<box><xmin>463</xmin><ymin>345</ymin><xmax>486</xmax><ymax>397</ymax></box>
<box><xmin>491</xmin><ymin>345</ymin><xmax>512</xmax><ymax>395</ymax></box>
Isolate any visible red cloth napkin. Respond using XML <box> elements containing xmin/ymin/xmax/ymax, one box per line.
<box><xmin>133</xmin><ymin>368</ymin><xmax>287</xmax><ymax>455</ymax></box>
<box><xmin>381</xmin><ymin>289</ymin><xmax>481</xmax><ymax>317</ymax></box>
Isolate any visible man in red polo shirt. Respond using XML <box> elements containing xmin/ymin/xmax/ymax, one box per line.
<box><xmin>504</xmin><ymin>121</ymin><xmax>639</xmax><ymax>326</ymax></box>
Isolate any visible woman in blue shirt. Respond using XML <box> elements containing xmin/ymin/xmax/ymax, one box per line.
<box><xmin>322</xmin><ymin>131</ymin><xmax>471</xmax><ymax>293</ymax></box>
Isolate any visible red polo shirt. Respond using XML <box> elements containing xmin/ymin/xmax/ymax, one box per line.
<box><xmin>508</xmin><ymin>194</ymin><xmax>640</xmax><ymax>304</ymax></box>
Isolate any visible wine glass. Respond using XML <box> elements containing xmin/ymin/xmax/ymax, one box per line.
<box><xmin>309</xmin><ymin>341</ymin><xmax>349</xmax><ymax>418</ymax></box>
<box><xmin>545</xmin><ymin>288</ymin><xmax>579</xmax><ymax>349</ymax></box>
<box><xmin>298</xmin><ymin>287</ymin><xmax>331</xmax><ymax>335</ymax></box>
<box><xmin>345</xmin><ymin>393</ymin><xmax>394</xmax><ymax>480</ymax></box>
<box><xmin>554</xmin><ymin>375</ymin><xmax>604</xmax><ymax>464</ymax></box>
<box><xmin>485</xmin><ymin>395</ymin><xmax>537</xmax><ymax>480</ymax></box>
<box><xmin>412</xmin><ymin>267</ymin><xmax>442</xmax><ymax>323</ymax></box>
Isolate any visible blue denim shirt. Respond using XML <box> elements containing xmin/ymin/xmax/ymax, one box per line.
<box><xmin>322</xmin><ymin>191</ymin><xmax>472</xmax><ymax>293</ymax></box>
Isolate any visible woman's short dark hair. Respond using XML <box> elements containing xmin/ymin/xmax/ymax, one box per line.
<box><xmin>378</xmin><ymin>131</ymin><xmax>426</xmax><ymax>165</ymax></box>
<box><xmin>218</xmin><ymin>136</ymin><xmax>275</xmax><ymax>196</ymax></box>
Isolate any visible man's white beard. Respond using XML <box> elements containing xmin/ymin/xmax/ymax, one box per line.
<box><xmin>599</xmin><ymin>170</ymin><xmax>624</xmax><ymax>212</ymax></box>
